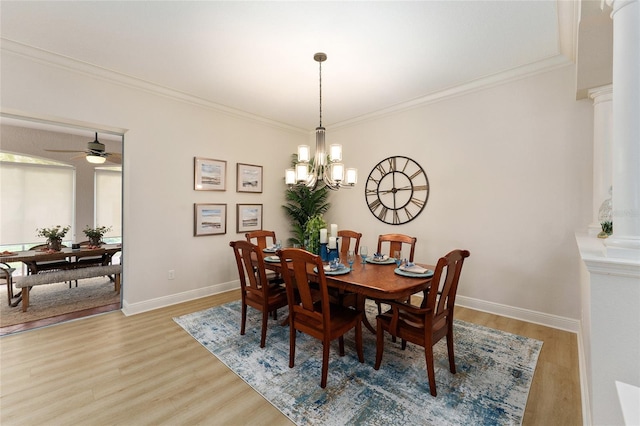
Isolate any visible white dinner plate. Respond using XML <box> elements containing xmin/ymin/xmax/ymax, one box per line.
<box><xmin>365</xmin><ymin>257</ymin><xmax>396</xmax><ymax>265</ymax></box>
<box><xmin>313</xmin><ymin>266</ymin><xmax>351</xmax><ymax>276</ymax></box>
<box><xmin>394</xmin><ymin>267</ymin><xmax>434</xmax><ymax>278</ymax></box>
<box><xmin>264</xmin><ymin>255</ymin><xmax>290</xmax><ymax>263</ymax></box>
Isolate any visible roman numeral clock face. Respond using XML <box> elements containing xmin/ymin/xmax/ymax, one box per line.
<box><xmin>365</xmin><ymin>156</ymin><xmax>429</xmax><ymax>225</ymax></box>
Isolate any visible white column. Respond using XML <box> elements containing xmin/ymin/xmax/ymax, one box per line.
<box><xmin>605</xmin><ymin>0</ymin><xmax>640</xmax><ymax>259</ymax></box>
<box><xmin>588</xmin><ymin>85</ymin><xmax>613</xmax><ymax>236</ymax></box>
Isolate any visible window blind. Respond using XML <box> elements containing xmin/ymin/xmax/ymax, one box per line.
<box><xmin>0</xmin><ymin>162</ymin><xmax>74</xmax><ymax>246</ymax></box>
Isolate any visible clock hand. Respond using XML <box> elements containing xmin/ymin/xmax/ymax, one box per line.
<box><xmin>379</xmin><ymin>186</ymin><xmax>412</xmax><ymax>194</ymax></box>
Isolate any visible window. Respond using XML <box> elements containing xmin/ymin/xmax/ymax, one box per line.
<box><xmin>95</xmin><ymin>167</ymin><xmax>122</xmax><ymax>243</ymax></box>
<box><xmin>0</xmin><ymin>154</ymin><xmax>74</xmax><ymax>246</ymax></box>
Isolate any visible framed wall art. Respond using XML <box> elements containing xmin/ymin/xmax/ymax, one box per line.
<box><xmin>236</xmin><ymin>203</ymin><xmax>263</xmax><ymax>233</ymax></box>
<box><xmin>194</xmin><ymin>203</ymin><xmax>226</xmax><ymax>236</ymax></box>
<box><xmin>236</xmin><ymin>163</ymin><xmax>263</xmax><ymax>193</ymax></box>
<box><xmin>194</xmin><ymin>157</ymin><xmax>226</xmax><ymax>191</ymax></box>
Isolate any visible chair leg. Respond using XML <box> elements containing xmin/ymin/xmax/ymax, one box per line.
<box><xmin>240</xmin><ymin>301</ymin><xmax>247</xmax><ymax>336</ymax></box>
<box><xmin>374</xmin><ymin>319</ymin><xmax>384</xmax><ymax>370</ymax></box>
<box><xmin>338</xmin><ymin>336</ymin><xmax>345</xmax><ymax>356</ymax></box>
<box><xmin>321</xmin><ymin>340</ymin><xmax>330</xmax><ymax>388</ymax></box>
<box><xmin>260</xmin><ymin>309</ymin><xmax>269</xmax><ymax>348</ymax></box>
<box><xmin>289</xmin><ymin>322</ymin><xmax>296</xmax><ymax>368</ymax></box>
<box><xmin>355</xmin><ymin>321</ymin><xmax>364</xmax><ymax>363</ymax></box>
<box><xmin>447</xmin><ymin>326</ymin><xmax>456</xmax><ymax>374</ymax></box>
<box><xmin>425</xmin><ymin>346</ymin><xmax>437</xmax><ymax>397</ymax></box>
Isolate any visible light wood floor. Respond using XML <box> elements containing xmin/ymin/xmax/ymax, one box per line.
<box><xmin>0</xmin><ymin>290</ymin><xmax>582</xmax><ymax>425</ymax></box>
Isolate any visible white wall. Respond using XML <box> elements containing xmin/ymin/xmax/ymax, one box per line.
<box><xmin>1</xmin><ymin>46</ymin><xmax>593</xmax><ymax>324</ymax></box>
<box><xmin>1</xmin><ymin>47</ymin><xmax>305</xmax><ymax>312</ymax></box>
<box><xmin>325</xmin><ymin>65</ymin><xmax>593</xmax><ymax>323</ymax></box>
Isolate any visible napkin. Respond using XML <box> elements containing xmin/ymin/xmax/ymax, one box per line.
<box><xmin>324</xmin><ymin>263</ymin><xmax>345</xmax><ymax>272</ymax></box>
<box><xmin>372</xmin><ymin>253</ymin><xmax>389</xmax><ymax>261</ymax></box>
<box><xmin>399</xmin><ymin>263</ymin><xmax>428</xmax><ymax>274</ymax></box>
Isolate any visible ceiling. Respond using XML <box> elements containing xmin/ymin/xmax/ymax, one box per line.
<box><xmin>1</xmin><ymin>1</ymin><xmax>577</xmax><ymax>131</ymax></box>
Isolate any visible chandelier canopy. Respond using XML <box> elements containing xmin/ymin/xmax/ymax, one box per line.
<box><xmin>285</xmin><ymin>53</ymin><xmax>357</xmax><ymax>190</ymax></box>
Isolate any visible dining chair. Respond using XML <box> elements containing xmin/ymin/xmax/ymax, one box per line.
<box><xmin>230</xmin><ymin>240</ymin><xmax>289</xmax><ymax>348</ymax></box>
<box><xmin>73</xmin><ymin>241</ymin><xmax>117</xmax><ymax>287</ymax></box>
<box><xmin>376</xmin><ymin>233</ymin><xmax>417</xmax><ymax>262</ymax></box>
<box><xmin>374</xmin><ymin>249</ymin><xmax>470</xmax><ymax>396</ymax></box>
<box><xmin>374</xmin><ymin>233</ymin><xmax>418</xmax><ymax>314</ymax></box>
<box><xmin>245</xmin><ymin>230</ymin><xmax>282</xmax><ymax>284</ymax></box>
<box><xmin>337</xmin><ymin>230</ymin><xmax>362</xmax><ymax>260</ymax></box>
<box><xmin>28</xmin><ymin>243</ymin><xmax>75</xmax><ymax>287</ymax></box>
<box><xmin>1</xmin><ymin>262</ymin><xmax>20</xmax><ymax>307</ymax></box>
<box><xmin>245</xmin><ymin>230</ymin><xmax>277</xmax><ymax>251</ymax></box>
<box><xmin>276</xmin><ymin>247</ymin><xmax>364</xmax><ymax>388</ymax></box>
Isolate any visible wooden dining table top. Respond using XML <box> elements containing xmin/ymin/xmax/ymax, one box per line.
<box><xmin>262</xmin><ymin>251</ymin><xmax>434</xmax><ymax>301</ymax></box>
<box><xmin>0</xmin><ymin>244</ymin><xmax>122</xmax><ymax>263</ymax></box>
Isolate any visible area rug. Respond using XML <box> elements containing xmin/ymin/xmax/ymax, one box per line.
<box><xmin>0</xmin><ymin>276</ymin><xmax>120</xmax><ymax>327</ymax></box>
<box><xmin>174</xmin><ymin>301</ymin><xmax>542</xmax><ymax>425</ymax></box>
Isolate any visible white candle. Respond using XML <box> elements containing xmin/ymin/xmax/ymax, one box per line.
<box><xmin>328</xmin><ymin>236</ymin><xmax>337</xmax><ymax>249</ymax></box>
<box><xmin>330</xmin><ymin>224</ymin><xmax>338</xmax><ymax>238</ymax></box>
<box><xmin>320</xmin><ymin>228</ymin><xmax>328</xmax><ymax>244</ymax></box>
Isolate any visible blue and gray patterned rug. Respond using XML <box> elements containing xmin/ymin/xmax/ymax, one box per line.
<box><xmin>174</xmin><ymin>301</ymin><xmax>542</xmax><ymax>425</ymax></box>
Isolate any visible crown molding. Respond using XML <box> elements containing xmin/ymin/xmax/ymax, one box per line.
<box><xmin>2</xmin><ymin>38</ymin><xmax>573</xmax><ymax>134</ymax></box>
<box><xmin>0</xmin><ymin>38</ymin><xmax>307</xmax><ymax>135</ymax></box>
<box><xmin>331</xmin><ymin>54</ymin><xmax>573</xmax><ymax>130</ymax></box>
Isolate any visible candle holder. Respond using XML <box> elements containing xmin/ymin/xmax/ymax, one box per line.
<box><xmin>327</xmin><ymin>240</ymin><xmax>340</xmax><ymax>263</ymax></box>
<box><xmin>319</xmin><ymin>243</ymin><xmax>328</xmax><ymax>262</ymax></box>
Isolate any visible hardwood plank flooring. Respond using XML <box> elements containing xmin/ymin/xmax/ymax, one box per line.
<box><xmin>0</xmin><ymin>291</ymin><xmax>582</xmax><ymax>425</ymax></box>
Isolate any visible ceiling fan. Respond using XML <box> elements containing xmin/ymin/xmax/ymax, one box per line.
<box><xmin>45</xmin><ymin>132</ymin><xmax>121</xmax><ymax>164</ymax></box>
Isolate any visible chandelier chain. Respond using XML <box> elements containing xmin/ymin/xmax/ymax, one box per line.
<box><xmin>318</xmin><ymin>60</ymin><xmax>322</xmax><ymax>127</ymax></box>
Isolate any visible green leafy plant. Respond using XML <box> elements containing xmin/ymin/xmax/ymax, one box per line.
<box><xmin>83</xmin><ymin>225</ymin><xmax>112</xmax><ymax>242</ymax></box>
<box><xmin>36</xmin><ymin>225</ymin><xmax>70</xmax><ymax>240</ymax></box>
<box><xmin>600</xmin><ymin>221</ymin><xmax>613</xmax><ymax>235</ymax></box>
<box><xmin>282</xmin><ymin>154</ymin><xmax>331</xmax><ymax>248</ymax></box>
<box><xmin>304</xmin><ymin>214</ymin><xmax>327</xmax><ymax>255</ymax></box>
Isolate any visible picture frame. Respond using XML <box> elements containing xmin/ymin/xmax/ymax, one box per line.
<box><xmin>236</xmin><ymin>163</ymin><xmax>263</xmax><ymax>193</ymax></box>
<box><xmin>194</xmin><ymin>203</ymin><xmax>226</xmax><ymax>236</ymax></box>
<box><xmin>194</xmin><ymin>157</ymin><xmax>226</xmax><ymax>191</ymax></box>
<box><xmin>236</xmin><ymin>203</ymin><xmax>263</xmax><ymax>233</ymax></box>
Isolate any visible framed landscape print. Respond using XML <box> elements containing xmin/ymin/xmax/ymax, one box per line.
<box><xmin>194</xmin><ymin>203</ymin><xmax>226</xmax><ymax>236</ymax></box>
<box><xmin>236</xmin><ymin>203</ymin><xmax>262</xmax><ymax>233</ymax></box>
<box><xmin>194</xmin><ymin>157</ymin><xmax>226</xmax><ymax>191</ymax></box>
<box><xmin>236</xmin><ymin>163</ymin><xmax>263</xmax><ymax>193</ymax></box>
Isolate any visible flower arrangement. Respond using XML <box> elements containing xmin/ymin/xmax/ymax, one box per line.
<box><xmin>83</xmin><ymin>225</ymin><xmax>112</xmax><ymax>245</ymax></box>
<box><xmin>36</xmin><ymin>225</ymin><xmax>70</xmax><ymax>240</ymax></box>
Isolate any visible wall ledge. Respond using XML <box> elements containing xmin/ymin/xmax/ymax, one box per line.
<box><xmin>575</xmin><ymin>232</ymin><xmax>640</xmax><ymax>278</ymax></box>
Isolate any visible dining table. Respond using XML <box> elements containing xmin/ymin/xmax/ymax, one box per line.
<box><xmin>260</xmin><ymin>249</ymin><xmax>435</xmax><ymax>333</ymax></box>
<box><xmin>0</xmin><ymin>244</ymin><xmax>122</xmax><ymax>274</ymax></box>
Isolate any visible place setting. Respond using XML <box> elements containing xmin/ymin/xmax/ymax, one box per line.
<box><xmin>395</xmin><ymin>260</ymin><xmax>434</xmax><ymax>278</ymax></box>
<box><xmin>314</xmin><ymin>257</ymin><xmax>351</xmax><ymax>275</ymax></box>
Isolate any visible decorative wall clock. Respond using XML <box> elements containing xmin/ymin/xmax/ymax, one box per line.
<box><xmin>365</xmin><ymin>156</ymin><xmax>429</xmax><ymax>225</ymax></box>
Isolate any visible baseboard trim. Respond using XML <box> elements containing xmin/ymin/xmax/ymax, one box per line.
<box><xmin>456</xmin><ymin>295</ymin><xmax>580</xmax><ymax>333</ymax></box>
<box><xmin>121</xmin><ymin>280</ymin><xmax>239</xmax><ymax>316</ymax></box>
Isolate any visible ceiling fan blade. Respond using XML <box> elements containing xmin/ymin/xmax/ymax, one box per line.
<box><xmin>70</xmin><ymin>153</ymin><xmax>88</xmax><ymax>160</ymax></box>
<box><xmin>45</xmin><ymin>149</ymin><xmax>86</xmax><ymax>153</ymax></box>
<box><xmin>105</xmin><ymin>156</ymin><xmax>122</xmax><ymax>164</ymax></box>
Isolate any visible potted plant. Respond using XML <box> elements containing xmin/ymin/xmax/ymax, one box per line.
<box><xmin>83</xmin><ymin>225</ymin><xmax>112</xmax><ymax>246</ymax></box>
<box><xmin>36</xmin><ymin>225</ymin><xmax>70</xmax><ymax>251</ymax></box>
<box><xmin>282</xmin><ymin>154</ymin><xmax>331</xmax><ymax>248</ymax></box>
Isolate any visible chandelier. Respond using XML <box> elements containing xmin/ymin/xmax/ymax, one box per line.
<box><xmin>285</xmin><ymin>53</ymin><xmax>357</xmax><ymax>190</ymax></box>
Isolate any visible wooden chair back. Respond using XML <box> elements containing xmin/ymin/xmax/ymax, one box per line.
<box><xmin>376</xmin><ymin>233</ymin><xmax>417</xmax><ymax>261</ymax></box>
<box><xmin>374</xmin><ymin>249</ymin><xmax>470</xmax><ymax>396</ymax></box>
<box><xmin>245</xmin><ymin>230</ymin><xmax>277</xmax><ymax>251</ymax></box>
<box><xmin>229</xmin><ymin>240</ymin><xmax>288</xmax><ymax>348</ymax></box>
<box><xmin>338</xmin><ymin>230</ymin><xmax>362</xmax><ymax>259</ymax></box>
<box><xmin>277</xmin><ymin>247</ymin><xmax>364</xmax><ymax>388</ymax></box>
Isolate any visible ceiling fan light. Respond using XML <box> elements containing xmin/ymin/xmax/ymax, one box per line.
<box><xmin>86</xmin><ymin>154</ymin><xmax>106</xmax><ymax>164</ymax></box>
